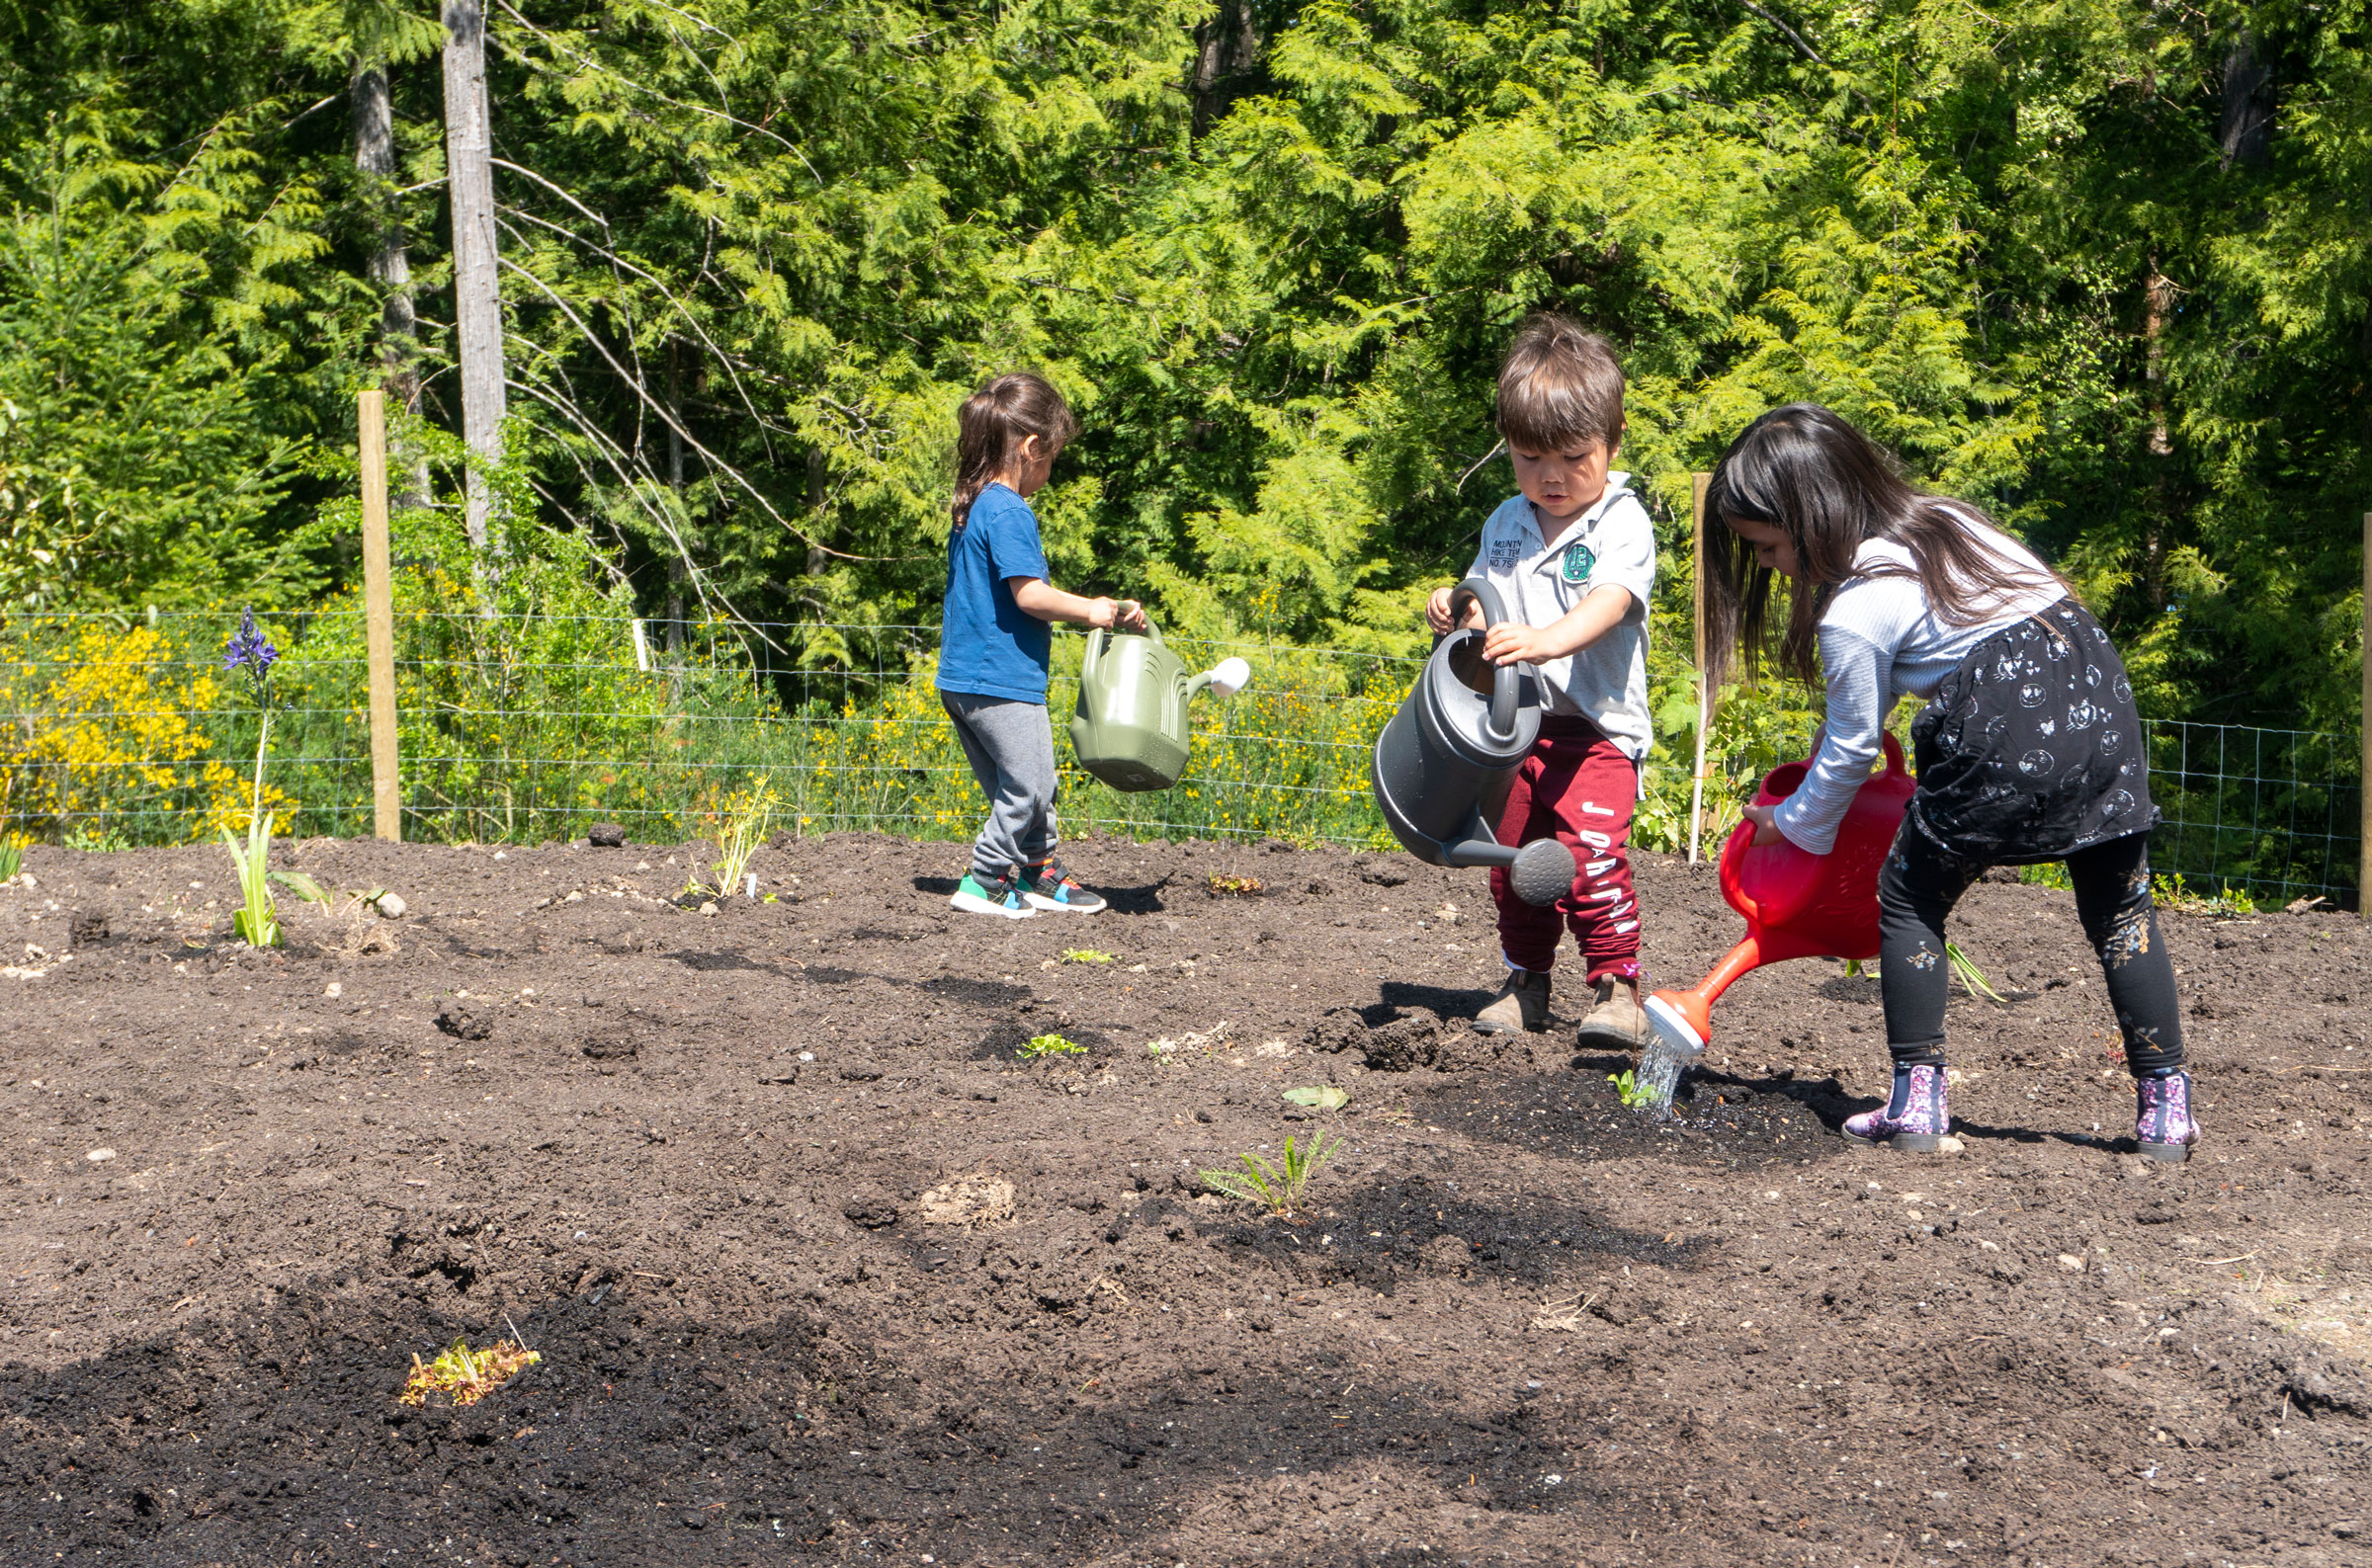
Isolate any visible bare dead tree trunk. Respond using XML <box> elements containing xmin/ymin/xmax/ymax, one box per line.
<box><xmin>2142</xmin><ymin>259</ymin><xmax>2176</xmax><ymax>610</ymax></box>
<box><xmin>665</xmin><ymin>339</ymin><xmax>687</xmax><ymax>667</ymax></box>
<box><xmin>1190</xmin><ymin>0</ymin><xmax>1265</xmax><ymax>139</ymax></box>
<box><xmin>442</xmin><ymin>0</ymin><xmax>507</xmax><ymax>589</ymax></box>
<box><xmin>352</xmin><ymin>56</ymin><xmax>432</xmax><ymax>512</ymax></box>
<box><xmin>2220</xmin><ymin>30</ymin><xmax>2275</xmax><ymax>171</ymax></box>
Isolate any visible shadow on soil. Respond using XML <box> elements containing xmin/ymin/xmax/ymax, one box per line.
<box><xmin>0</xmin><ymin>1274</ymin><xmax>1656</xmax><ymax>1565</ymax></box>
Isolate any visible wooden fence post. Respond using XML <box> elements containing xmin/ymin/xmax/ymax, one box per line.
<box><xmin>1688</xmin><ymin>471</ymin><xmax>1714</xmax><ymax>864</ymax></box>
<box><xmin>360</xmin><ymin>390</ymin><xmax>401</xmax><ymax>842</ymax></box>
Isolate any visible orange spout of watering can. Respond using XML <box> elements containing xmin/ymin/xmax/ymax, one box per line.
<box><xmin>1645</xmin><ymin>732</ymin><xmax>1915</xmax><ymax>1059</ymax></box>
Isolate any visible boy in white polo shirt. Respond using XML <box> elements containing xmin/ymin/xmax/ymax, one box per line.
<box><xmin>1424</xmin><ymin>314</ymin><xmax>1656</xmax><ymax>1049</ymax></box>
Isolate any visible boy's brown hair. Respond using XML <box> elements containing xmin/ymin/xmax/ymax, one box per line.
<box><xmin>1495</xmin><ymin>313</ymin><xmax>1625</xmax><ymax>454</ymax></box>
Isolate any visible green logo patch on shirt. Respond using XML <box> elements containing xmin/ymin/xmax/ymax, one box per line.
<box><xmin>1560</xmin><ymin>539</ymin><xmax>1596</xmax><ymax>584</ymax></box>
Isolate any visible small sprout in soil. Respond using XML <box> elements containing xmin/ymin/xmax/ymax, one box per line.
<box><xmin>1282</xmin><ymin>1085</ymin><xmax>1348</xmax><ymax>1112</ymax></box>
<box><xmin>1201</xmin><ymin>1130</ymin><xmax>1340</xmax><ymax>1219</ymax></box>
<box><xmin>1060</xmin><ymin>948</ymin><xmax>1115</xmax><ymax>964</ymax></box>
<box><xmin>1608</xmin><ymin>1069</ymin><xmax>1658</xmax><ymax>1111</ymax></box>
<box><xmin>1842</xmin><ymin>957</ymin><xmax>1872</xmax><ymax>979</ymax></box>
<box><xmin>0</xmin><ymin>833</ymin><xmax>22</xmax><ymax>883</ymax></box>
<box><xmin>1207</xmin><ymin>873</ymin><xmax>1264</xmax><ymax>895</ymax></box>
<box><xmin>397</xmin><ymin>1337</ymin><xmax>539</xmax><ymax>1408</ymax></box>
<box><xmin>1017</xmin><ymin>1032</ymin><xmax>1084</xmax><ymax>1060</ymax></box>
<box><xmin>1945</xmin><ymin>941</ymin><xmax>2004</xmax><ymax>1003</ymax></box>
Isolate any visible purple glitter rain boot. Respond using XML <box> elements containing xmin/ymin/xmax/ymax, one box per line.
<box><xmin>2135</xmin><ymin>1069</ymin><xmax>2198</xmax><ymax>1163</ymax></box>
<box><xmin>1841</xmin><ymin>1063</ymin><xmax>1950</xmax><ymax>1153</ymax></box>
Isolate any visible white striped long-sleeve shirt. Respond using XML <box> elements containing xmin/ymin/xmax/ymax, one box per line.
<box><xmin>1773</xmin><ymin>523</ymin><xmax>2065</xmax><ymax>856</ymax></box>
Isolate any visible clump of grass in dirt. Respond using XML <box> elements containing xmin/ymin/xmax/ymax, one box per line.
<box><xmin>1843</xmin><ymin>946</ymin><xmax>2003</xmax><ymax>1002</ymax></box>
<box><xmin>397</xmin><ymin>1337</ymin><xmax>539</xmax><ymax>1408</ymax></box>
<box><xmin>692</xmin><ymin>777</ymin><xmax>777</xmax><ymax>897</ymax></box>
<box><xmin>0</xmin><ymin>834</ymin><xmax>22</xmax><ymax>883</ymax></box>
<box><xmin>1207</xmin><ymin>872</ymin><xmax>1264</xmax><ymax>896</ymax></box>
<box><xmin>1060</xmin><ymin>948</ymin><xmax>1114</xmax><ymax>964</ymax></box>
<box><xmin>1607</xmin><ymin>1069</ymin><xmax>1659</xmax><ymax>1111</ymax></box>
<box><xmin>2154</xmin><ymin>874</ymin><xmax>2258</xmax><ymax>917</ymax></box>
<box><xmin>1201</xmin><ymin>1130</ymin><xmax>1339</xmax><ymax>1219</ymax></box>
<box><xmin>1017</xmin><ymin>1032</ymin><xmax>1084</xmax><ymax>1060</ymax></box>
<box><xmin>1945</xmin><ymin>941</ymin><xmax>2005</xmax><ymax>1002</ymax></box>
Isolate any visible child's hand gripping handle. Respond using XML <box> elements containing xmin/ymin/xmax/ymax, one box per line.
<box><xmin>1447</xmin><ymin>577</ymin><xmax>1520</xmax><ymax>744</ymax></box>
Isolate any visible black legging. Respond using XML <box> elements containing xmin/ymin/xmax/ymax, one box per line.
<box><xmin>1877</xmin><ymin>826</ymin><xmax>2183</xmax><ymax>1075</ymax></box>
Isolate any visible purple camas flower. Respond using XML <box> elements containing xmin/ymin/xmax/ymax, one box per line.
<box><xmin>223</xmin><ymin>608</ymin><xmax>278</xmax><ymax>706</ymax></box>
<box><xmin>223</xmin><ymin>608</ymin><xmax>278</xmax><ymax>678</ymax></box>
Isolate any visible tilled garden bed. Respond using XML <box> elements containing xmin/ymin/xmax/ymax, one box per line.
<box><xmin>2</xmin><ymin>831</ymin><xmax>2367</xmax><ymax>1565</ymax></box>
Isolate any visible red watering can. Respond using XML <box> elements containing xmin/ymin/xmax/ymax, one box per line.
<box><xmin>1645</xmin><ymin>732</ymin><xmax>1915</xmax><ymax>1058</ymax></box>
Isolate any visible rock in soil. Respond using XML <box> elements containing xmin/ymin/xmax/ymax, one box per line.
<box><xmin>435</xmin><ymin>1001</ymin><xmax>493</xmax><ymax>1040</ymax></box>
<box><xmin>0</xmin><ymin>831</ymin><xmax>2367</xmax><ymax>1565</ymax></box>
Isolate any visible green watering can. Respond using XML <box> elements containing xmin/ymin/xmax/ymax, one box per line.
<box><xmin>1067</xmin><ymin>619</ymin><xmax>1250</xmax><ymax>792</ymax></box>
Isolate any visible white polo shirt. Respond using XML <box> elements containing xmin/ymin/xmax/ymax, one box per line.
<box><xmin>1462</xmin><ymin>474</ymin><xmax>1656</xmax><ymax>763</ymax></box>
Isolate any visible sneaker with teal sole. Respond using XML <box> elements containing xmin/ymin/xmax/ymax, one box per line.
<box><xmin>952</xmin><ymin>870</ymin><xmax>1038</xmax><ymax>919</ymax></box>
<box><xmin>1020</xmin><ymin>857</ymin><xmax>1106</xmax><ymax>914</ymax></box>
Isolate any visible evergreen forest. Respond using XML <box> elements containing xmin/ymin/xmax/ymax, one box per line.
<box><xmin>0</xmin><ymin>0</ymin><xmax>2365</xmax><ymax>734</ymax></box>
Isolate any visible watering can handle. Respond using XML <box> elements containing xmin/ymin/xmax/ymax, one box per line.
<box><xmin>1081</xmin><ymin>625</ymin><xmax>1106</xmax><ymax>679</ymax></box>
<box><xmin>1447</xmin><ymin>576</ymin><xmax>1520</xmax><ymax>742</ymax></box>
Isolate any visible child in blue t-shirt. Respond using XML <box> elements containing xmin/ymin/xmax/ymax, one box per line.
<box><xmin>937</xmin><ymin>372</ymin><xmax>1145</xmax><ymax>918</ymax></box>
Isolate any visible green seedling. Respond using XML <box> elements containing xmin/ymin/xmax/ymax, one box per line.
<box><xmin>1200</xmin><ymin>1130</ymin><xmax>1339</xmax><ymax>1219</ymax></box>
<box><xmin>0</xmin><ymin>835</ymin><xmax>22</xmax><ymax>883</ymax></box>
<box><xmin>1060</xmin><ymin>949</ymin><xmax>1115</xmax><ymax>964</ymax></box>
<box><xmin>1608</xmin><ymin>1069</ymin><xmax>1658</xmax><ymax>1110</ymax></box>
<box><xmin>1944</xmin><ymin>941</ymin><xmax>2004</xmax><ymax>1003</ymax></box>
<box><xmin>270</xmin><ymin>869</ymin><xmax>334</xmax><ymax>910</ymax></box>
<box><xmin>1282</xmin><ymin>1085</ymin><xmax>1348</xmax><ymax>1111</ymax></box>
<box><xmin>1017</xmin><ymin>1032</ymin><xmax>1084</xmax><ymax>1060</ymax></box>
<box><xmin>397</xmin><ymin>1336</ymin><xmax>540</xmax><ymax>1408</ymax></box>
<box><xmin>1842</xmin><ymin>957</ymin><xmax>1872</xmax><ymax>979</ymax></box>
<box><xmin>1206</xmin><ymin>873</ymin><xmax>1264</xmax><ymax>896</ymax></box>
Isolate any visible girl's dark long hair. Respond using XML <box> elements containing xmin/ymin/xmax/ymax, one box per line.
<box><xmin>950</xmin><ymin>371</ymin><xmax>1078</xmax><ymax>528</ymax></box>
<box><xmin>1702</xmin><ymin>404</ymin><xmax>2068</xmax><ymax>689</ymax></box>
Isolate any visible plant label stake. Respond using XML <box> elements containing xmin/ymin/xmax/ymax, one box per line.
<box><xmin>1646</xmin><ymin>733</ymin><xmax>1915</xmax><ymax>1058</ymax></box>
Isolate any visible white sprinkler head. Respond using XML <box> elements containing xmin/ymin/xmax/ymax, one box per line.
<box><xmin>1206</xmin><ymin>657</ymin><xmax>1251</xmax><ymax>699</ymax></box>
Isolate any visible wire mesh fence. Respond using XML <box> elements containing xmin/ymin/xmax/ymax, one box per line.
<box><xmin>0</xmin><ymin>610</ymin><xmax>2359</xmax><ymax>910</ymax></box>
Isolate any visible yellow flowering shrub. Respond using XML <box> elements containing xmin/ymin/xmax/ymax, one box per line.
<box><xmin>0</xmin><ymin>620</ymin><xmax>285</xmax><ymax>841</ymax></box>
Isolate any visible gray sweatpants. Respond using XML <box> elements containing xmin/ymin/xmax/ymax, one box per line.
<box><xmin>941</xmin><ymin>690</ymin><xmax>1059</xmax><ymax>882</ymax></box>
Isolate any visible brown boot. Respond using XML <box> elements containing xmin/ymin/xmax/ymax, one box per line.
<box><xmin>1474</xmin><ymin>968</ymin><xmax>1550</xmax><ymax>1034</ymax></box>
<box><xmin>1575</xmin><ymin>976</ymin><xmax>1648</xmax><ymax>1050</ymax></box>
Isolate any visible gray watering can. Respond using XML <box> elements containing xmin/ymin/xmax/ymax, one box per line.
<box><xmin>1067</xmin><ymin>618</ymin><xmax>1250</xmax><ymax>792</ymax></box>
<box><xmin>1370</xmin><ymin>577</ymin><xmax>1581</xmax><ymax>906</ymax></box>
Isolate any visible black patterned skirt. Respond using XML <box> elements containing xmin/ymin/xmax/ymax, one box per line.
<box><xmin>1906</xmin><ymin>598</ymin><xmax>2158</xmax><ymax>865</ymax></box>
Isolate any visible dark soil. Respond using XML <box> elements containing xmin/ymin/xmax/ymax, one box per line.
<box><xmin>3</xmin><ymin>831</ymin><xmax>2369</xmax><ymax>1566</ymax></box>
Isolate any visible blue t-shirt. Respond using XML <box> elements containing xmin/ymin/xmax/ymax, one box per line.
<box><xmin>936</xmin><ymin>482</ymin><xmax>1053</xmax><ymax>702</ymax></box>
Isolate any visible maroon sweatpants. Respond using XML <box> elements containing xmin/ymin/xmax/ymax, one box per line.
<box><xmin>1487</xmin><ymin>713</ymin><xmax>1642</xmax><ymax>982</ymax></box>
